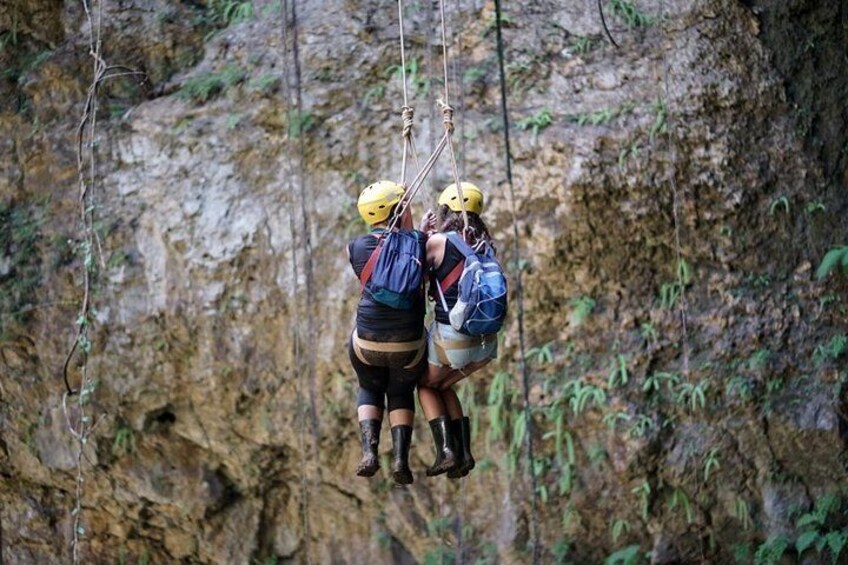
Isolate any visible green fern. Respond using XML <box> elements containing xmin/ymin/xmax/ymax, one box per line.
<box><xmin>817</xmin><ymin>246</ymin><xmax>848</xmax><ymax>280</ymax></box>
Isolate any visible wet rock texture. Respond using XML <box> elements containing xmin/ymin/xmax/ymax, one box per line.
<box><xmin>1</xmin><ymin>0</ymin><xmax>847</xmax><ymax>563</ymax></box>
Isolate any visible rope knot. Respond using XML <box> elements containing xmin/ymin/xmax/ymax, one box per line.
<box><xmin>401</xmin><ymin>105</ymin><xmax>414</xmax><ymax>138</ymax></box>
<box><xmin>438</xmin><ymin>100</ymin><xmax>454</xmax><ymax>134</ymax></box>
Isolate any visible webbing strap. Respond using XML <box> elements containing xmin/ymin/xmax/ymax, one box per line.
<box><xmin>358</xmin><ymin>234</ymin><xmax>383</xmax><ymax>289</ymax></box>
<box><xmin>435</xmin><ymin>335</ymin><xmax>496</xmax><ymax>350</ymax></box>
<box><xmin>439</xmin><ymin>262</ymin><xmax>464</xmax><ymax>294</ymax></box>
<box><xmin>352</xmin><ymin>330</ymin><xmax>426</xmax><ymax>369</ymax></box>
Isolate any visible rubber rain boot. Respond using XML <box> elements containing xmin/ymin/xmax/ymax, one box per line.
<box><xmin>390</xmin><ymin>425</ymin><xmax>414</xmax><ymax>485</ymax></box>
<box><xmin>447</xmin><ymin>416</ymin><xmax>475</xmax><ymax>479</ymax></box>
<box><xmin>425</xmin><ymin>416</ymin><xmax>457</xmax><ymax>477</ymax></box>
<box><xmin>355</xmin><ymin>419</ymin><xmax>381</xmax><ymax>477</ymax></box>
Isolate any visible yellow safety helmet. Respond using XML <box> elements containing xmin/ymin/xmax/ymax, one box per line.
<box><xmin>438</xmin><ymin>182</ymin><xmax>484</xmax><ymax>215</ymax></box>
<box><xmin>357</xmin><ymin>180</ymin><xmax>405</xmax><ymax>225</ymax></box>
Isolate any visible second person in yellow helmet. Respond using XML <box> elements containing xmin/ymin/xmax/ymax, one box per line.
<box><xmin>418</xmin><ymin>182</ymin><xmax>504</xmax><ymax>478</ymax></box>
<box><xmin>346</xmin><ymin>180</ymin><xmax>429</xmax><ymax>485</ymax></box>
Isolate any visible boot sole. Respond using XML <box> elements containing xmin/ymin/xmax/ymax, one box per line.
<box><xmin>356</xmin><ymin>464</ymin><xmax>379</xmax><ymax>477</ymax></box>
<box><xmin>426</xmin><ymin>458</ymin><xmax>457</xmax><ymax>477</ymax></box>
<box><xmin>392</xmin><ymin>470</ymin><xmax>413</xmax><ymax>485</ymax></box>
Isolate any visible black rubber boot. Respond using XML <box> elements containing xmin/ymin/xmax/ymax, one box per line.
<box><xmin>425</xmin><ymin>416</ymin><xmax>457</xmax><ymax>477</ymax></box>
<box><xmin>447</xmin><ymin>417</ymin><xmax>475</xmax><ymax>479</ymax></box>
<box><xmin>355</xmin><ymin>419</ymin><xmax>381</xmax><ymax>477</ymax></box>
<box><xmin>390</xmin><ymin>425</ymin><xmax>414</xmax><ymax>485</ymax></box>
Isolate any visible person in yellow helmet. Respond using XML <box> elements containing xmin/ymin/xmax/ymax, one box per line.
<box><xmin>346</xmin><ymin>180</ymin><xmax>428</xmax><ymax>485</ymax></box>
<box><xmin>417</xmin><ymin>182</ymin><xmax>498</xmax><ymax>478</ymax></box>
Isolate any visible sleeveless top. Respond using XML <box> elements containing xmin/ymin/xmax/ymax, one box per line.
<box><xmin>348</xmin><ymin>229</ymin><xmax>426</xmax><ymax>342</ymax></box>
<box><xmin>429</xmin><ymin>236</ymin><xmax>466</xmax><ymax>325</ymax></box>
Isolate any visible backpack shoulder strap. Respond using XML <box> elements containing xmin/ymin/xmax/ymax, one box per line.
<box><xmin>438</xmin><ymin>233</ymin><xmax>469</xmax><ymax>294</ymax></box>
<box><xmin>445</xmin><ymin>232</ymin><xmax>476</xmax><ymax>258</ymax></box>
<box><xmin>359</xmin><ymin>233</ymin><xmax>384</xmax><ymax>289</ymax></box>
<box><xmin>438</xmin><ymin>261</ymin><xmax>464</xmax><ymax>294</ymax></box>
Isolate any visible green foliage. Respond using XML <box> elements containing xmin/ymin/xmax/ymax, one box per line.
<box><xmin>526</xmin><ymin>342</ymin><xmax>554</xmax><ymax>366</ymax></box>
<box><xmin>603</xmin><ymin>410</ymin><xmax>630</xmax><ymax>431</ymax></box>
<box><xmin>734</xmin><ymin>497</ymin><xmax>752</xmax><ymax>531</ymax></box>
<box><xmin>668</xmin><ymin>486</ymin><xmax>694</xmax><ymax>524</ymax></box>
<box><xmin>659</xmin><ymin>259</ymin><xmax>692</xmax><ymax>309</ymax></box>
<box><xmin>462</xmin><ymin>65</ymin><xmax>487</xmax><ymax>83</ymax></box>
<box><xmin>632</xmin><ymin>480</ymin><xmax>650</xmax><ymax>520</ymax></box>
<box><xmin>793</xmin><ymin>493</ymin><xmax>848</xmax><ymax>563</ymax></box>
<box><xmin>112</xmin><ymin>424</ymin><xmax>136</xmax><ymax>458</ymax></box>
<box><xmin>643</xmin><ymin>371</ymin><xmax>680</xmax><ymax>396</ymax></box>
<box><xmin>569</xmin><ymin>102</ymin><xmax>636</xmax><ymax>127</ymax></box>
<box><xmin>387</xmin><ymin>56</ymin><xmax>429</xmax><ymax>97</ymax></box>
<box><xmin>553</xmin><ymin>537</ymin><xmax>571</xmax><ymax>564</ymax></box>
<box><xmin>607</xmin><ymin>0</ymin><xmax>654</xmax><ymax>28</ymax></box>
<box><xmin>179</xmin><ymin>65</ymin><xmax>245</xmax><ymax>104</ymax></box>
<box><xmin>482</xmin><ymin>11</ymin><xmax>515</xmax><ymax>36</ymax></box>
<box><xmin>362</xmin><ymin>84</ymin><xmax>385</xmax><ymax>106</ymax></box>
<box><xmin>754</xmin><ymin>535</ymin><xmax>788</xmax><ymax>565</ymax></box>
<box><xmin>676</xmin><ymin>380</ymin><xmax>708</xmax><ymax>412</ymax></box>
<box><xmin>287</xmin><ymin>111</ymin><xmax>315</xmax><ymax>138</ymax></box>
<box><xmin>639</xmin><ymin>322</ymin><xmax>658</xmax><ymax>344</ymax></box>
<box><xmin>423</xmin><ymin>546</ymin><xmax>454</xmax><ymax>565</ymax></box>
<box><xmin>805</xmin><ymin>200</ymin><xmax>826</xmax><ymax>215</ymax></box>
<box><xmin>565</xmin><ymin>380</ymin><xmax>607</xmax><ymax>416</ymax></box>
<box><xmin>814</xmin><ymin>334</ymin><xmax>848</xmax><ymax>366</ymax></box>
<box><xmin>702</xmin><ymin>448</ymin><xmax>720</xmax><ymax>483</ymax></box>
<box><xmin>628</xmin><ymin>414</ymin><xmax>653</xmax><ymax>438</ymax></box>
<box><xmin>611</xmin><ymin>518</ymin><xmax>631</xmax><ymax>543</ymax></box>
<box><xmin>208</xmin><ymin>0</ymin><xmax>254</xmax><ymax>27</ymax></box>
<box><xmin>571</xmin><ymin>36</ymin><xmax>596</xmax><ymax>55</ymax></box>
<box><xmin>649</xmin><ymin>98</ymin><xmax>666</xmax><ymax>143</ymax></box>
<box><xmin>0</xmin><ymin>202</ymin><xmax>43</xmax><ymax>336</ymax></box>
<box><xmin>248</xmin><ymin>74</ymin><xmax>279</xmax><ymax>96</ymax></box>
<box><xmin>816</xmin><ymin>246</ymin><xmax>848</xmax><ymax>280</ymax></box>
<box><xmin>768</xmin><ymin>195</ymin><xmax>790</xmax><ymax>216</ymax></box>
<box><xmin>604</xmin><ymin>544</ymin><xmax>642</xmax><ymax>565</ymax></box>
<box><xmin>569</xmin><ymin>296</ymin><xmax>596</xmax><ymax>326</ymax></box>
<box><xmin>516</xmin><ymin>108</ymin><xmax>553</xmax><ymax>138</ymax></box>
<box><xmin>505</xmin><ymin>56</ymin><xmax>546</xmax><ymax>93</ymax></box>
<box><xmin>486</xmin><ymin>371</ymin><xmax>514</xmax><ymax>446</ymax></box>
<box><xmin>607</xmin><ymin>354</ymin><xmax>629</xmax><ymax>388</ymax></box>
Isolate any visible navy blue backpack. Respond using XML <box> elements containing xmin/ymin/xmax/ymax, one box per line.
<box><xmin>359</xmin><ymin>230</ymin><xmax>424</xmax><ymax>310</ymax></box>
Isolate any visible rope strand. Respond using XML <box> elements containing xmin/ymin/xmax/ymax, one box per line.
<box><xmin>281</xmin><ymin>2</ymin><xmax>314</xmax><ymax>562</ymax></box>
<box><xmin>493</xmin><ymin>0</ymin><xmax>541</xmax><ymax>562</ymax></box>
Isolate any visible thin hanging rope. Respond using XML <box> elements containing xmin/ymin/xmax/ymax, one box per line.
<box><xmin>659</xmin><ymin>0</ymin><xmax>690</xmax><ymax>378</ymax></box>
<box><xmin>397</xmin><ymin>0</ymin><xmax>421</xmax><ymax>185</ymax></box>
<box><xmin>493</xmin><ymin>0</ymin><xmax>540</xmax><ymax>562</ymax></box>
<box><xmin>438</xmin><ymin>0</ymin><xmax>469</xmax><ymax>233</ymax></box>
<box><xmin>281</xmin><ymin>2</ymin><xmax>313</xmax><ymax>562</ymax></box>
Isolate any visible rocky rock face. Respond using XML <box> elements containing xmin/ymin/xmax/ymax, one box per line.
<box><xmin>1</xmin><ymin>0</ymin><xmax>847</xmax><ymax>563</ymax></box>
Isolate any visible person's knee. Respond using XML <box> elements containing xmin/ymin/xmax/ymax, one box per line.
<box><xmin>357</xmin><ymin>387</ymin><xmax>385</xmax><ymax>409</ymax></box>
<box><xmin>387</xmin><ymin>390</ymin><xmax>415</xmax><ymax>412</ymax></box>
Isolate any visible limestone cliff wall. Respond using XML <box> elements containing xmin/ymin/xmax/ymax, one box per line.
<box><xmin>1</xmin><ymin>0</ymin><xmax>847</xmax><ymax>563</ymax></box>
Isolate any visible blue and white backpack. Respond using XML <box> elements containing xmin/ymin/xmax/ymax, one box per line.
<box><xmin>436</xmin><ymin>233</ymin><xmax>508</xmax><ymax>335</ymax></box>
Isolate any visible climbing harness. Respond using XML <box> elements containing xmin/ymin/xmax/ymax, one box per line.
<box><xmin>493</xmin><ymin>0</ymin><xmax>541</xmax><ymax>562</ymax></box>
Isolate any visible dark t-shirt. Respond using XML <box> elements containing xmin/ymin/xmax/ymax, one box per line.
<box><xmin>430</xmin><ymin>236</ymin><xmax>466</xmax><ymax>325</ymax></box>
<box><xmin>348</xmin><ymin>229</ymin><xmax>426</xmax><ymax>342</ymax></box>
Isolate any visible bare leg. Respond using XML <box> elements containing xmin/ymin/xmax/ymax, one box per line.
<box><xmin>417</xmin><ymin>386</ymin><xmax>446</xmax><ymax>421</ymax></box>
<box><xmin>441</xmin><ymin>387</ymin><xmax>463</xmax><ymax>420</ymax></box>
<box><xmin>358</xmin><ymin>405</ymin><xmax>383</xmax><ymax>422</ymax></box>
<box><xmin>388</xmin><ymin>408</ymin><xmax>414</xmax><ymax>427</ymax></box>
<box><xmin>420</xmin><ymin>362</ymin><xmax>453</xmax><ymax>388</ymax></box>
<box><xmin>439</xmin><ymin>359</ymin><xmax>492</xmax><ymax>390</ymax></box>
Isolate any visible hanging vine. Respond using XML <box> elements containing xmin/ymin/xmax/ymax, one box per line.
<box><xmin>61</xmin><ymin>1</ymin><xmax>141</xmax><ymax>561</ymax></box>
